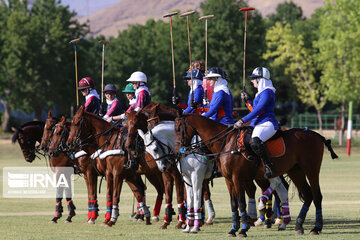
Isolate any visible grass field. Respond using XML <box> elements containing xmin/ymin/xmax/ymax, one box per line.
<box><xmin>0</xmin><ymin>138</ymin><xmax>360</xmax><ymax>240</ymax></box>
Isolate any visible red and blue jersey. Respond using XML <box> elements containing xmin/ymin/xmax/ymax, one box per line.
<box><xmin>203</xmin><ymin>90</ymin><xmax>234</xmax><ymax>124</ymax></box>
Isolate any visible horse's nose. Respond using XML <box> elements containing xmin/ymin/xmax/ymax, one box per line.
<box><xmin>161</xmin><ymin>166</ymin><xmax>167</xmax><ymax>172</ymax></box>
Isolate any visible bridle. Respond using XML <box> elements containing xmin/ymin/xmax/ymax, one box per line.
<box><xmin>17</xmin><ymin>128</ymin><xmax>45</xmax><ymax>161</ymax></box>
<box><xmin>41</xmin><ymin>118</ymin><xmax>58</xmax><ymax>151</ymax></box>
<box><xmin>144</xmin><ymin>128</ymin><xmax>175</xmax><ymax>162</ymax></box>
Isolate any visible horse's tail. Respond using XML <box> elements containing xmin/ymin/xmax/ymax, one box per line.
<box><xmin>312</xmin><ymin>131</ymin><xmax>338</xmax><ymax>159</ymax></box>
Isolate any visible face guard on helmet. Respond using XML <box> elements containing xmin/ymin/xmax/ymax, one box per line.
<box><xmin>78</xmin><ymin>77</ymin><xmax>95</xmax><ymax>90</ymax></box>
<box><xmin>205</xmin><ymin>67</ymin><xmax>227</xmax><ymax>79</ymax></box>
<box><xmin>126</xmin><ymin>71</ymin><xmax>147</xmax><ymax>83</ymax></box>
<box><xmin>183</xmin><ymin>69</ymin><xmax>204</xmax><ymax>80</ymax></box>
<box><xmin>249</xmin><ymin>67</ymin><xmax>270</xmax><ymax>80</ymax></box>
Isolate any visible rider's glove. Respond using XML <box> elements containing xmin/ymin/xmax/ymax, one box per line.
<box><xmin>234</xmin><ymin>119</ymin><xmax>244</xmax><ymax>129</ymax></box>
<box><xmin>240</xmin><ymin>91</ymin><xmax>250</xmax><ymax>103</ymax></box>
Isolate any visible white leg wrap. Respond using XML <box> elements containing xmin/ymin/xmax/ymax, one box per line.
<box><xmin>205</xmin><ymin>199</ymin><xmax>215</xmax><ymax>219</ymax></box>
<box><xmin>140</xmin><ymin>201</ymin><xmax>150</xmax><ymax>218</ymax></box>
<box><xmin>110</xmin><ymin>205</ymin><xmax>119</xmax><ymax>222</ymax></box>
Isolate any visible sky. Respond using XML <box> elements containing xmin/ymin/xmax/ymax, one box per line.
<box><xmin>60</xmin><ymin>0</ymin><xmax>121</xmax><ymax>17</ymax></box>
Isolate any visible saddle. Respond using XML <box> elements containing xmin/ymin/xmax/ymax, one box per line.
<box><xmin>237</xmin><ymin>127</ymin><xmax>285</xmax><ymax>161</ymax></box>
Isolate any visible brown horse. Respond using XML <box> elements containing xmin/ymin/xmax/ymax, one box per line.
<box><xmin>12</xmin><ymin>120</ymin><xmax>77</xmax><ymax>223</ymax></box>
<box><xmin>40</xmin><ymin>111</ymin><xmax>100</xmax><ymax>224</ymax></box>
<box><xmin>124</xmin><ymin>103</ymin><xmax>187</xmax><ymax>229</ymax></box>
<box><xmin>124</xmin><ymin>103</ymin><xmax>272</xmax><ymax>229</ymax></box>
<box><xmin>64</xmin><ymin>106</ymin><xmax>165</xmax><ymax>226</ymax></box>
<box><xmin>174</xmin><ymin>113</ymin><xmax>338</xmax><ymax>237</ymax></box>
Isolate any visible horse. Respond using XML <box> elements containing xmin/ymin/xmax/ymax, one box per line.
<box><xmin>11</xmin><ymin>119</ymin><xmax>77</xmax><ymax>223</ymax></box>
<box><xmin>137</xmin><ymin>120</ymin><xmax>213</xmax><ymax>233</ymax></box>
<box><xmin>40</xmin><ymin>111</ymin><xmax>101</xmax><ymax>224</ymax></box>
<box><xmin>124</xmin><ymin>103</ymin><xmax>219</xmax><ymax>228</ymax></box>
<box><xmin>174</xmin><ymin>113</ymin><xmax>338</xmax><ymax>237</ymax></box>
<box><xmin>128</xmin><ymin>103</ymin><xmax>290</xmax><ymax>232</ymax></box>
<box><xmin>64</xmin><ymin>106</ymin><xmax>165</xmax><ymax>226</ymax></box>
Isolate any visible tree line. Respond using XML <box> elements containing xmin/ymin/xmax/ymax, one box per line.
<box><xmin>1</xmin><ymin>0</ymin><xmax>359</xmax><ymax>131</ymax></box>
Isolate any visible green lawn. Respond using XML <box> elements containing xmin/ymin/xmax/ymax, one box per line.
<box><xmin>0</xmin><ymin>139</ymin><xmax>360</xmax><ymax>239</ymax></box>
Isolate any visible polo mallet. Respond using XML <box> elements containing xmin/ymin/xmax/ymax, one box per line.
<box><xmin>240</xmin><ymin>7</ymin><xmax>255</xmax><ymax>91</ymax></box>
<box><xmin>98</xmin><ymin>40</ymin><xmax>110</xmax><ymax>103</ymax></box>
<box><xmin>180</xmin><ymin>10</ymin><xmax>196</xmax><ymax>107</ymax></box>
<box><xmin>69</xmin><ymin>38</ymin><xmax>82</xmax><ymax>107</ymax></box>
<box><xmin>199</xmin><ymin>15</ymin><xmax>214</xmax><ymax>105</ymax></box>
<box><xmin>163</xmin><ymin>12</ymin><xmax>178</xmax><ymax>102</ymax></box>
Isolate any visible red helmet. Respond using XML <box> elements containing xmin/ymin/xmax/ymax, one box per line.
<box><xmin>78</xmin><ymin>77</ymin><xmax>94</xmax><ymax>90</ymax></box>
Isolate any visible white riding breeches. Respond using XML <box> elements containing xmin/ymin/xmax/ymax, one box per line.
<box><xmin>252</xmin><ymin>121</ymin><xmax>277</xmax><ymax>142</ymax></box>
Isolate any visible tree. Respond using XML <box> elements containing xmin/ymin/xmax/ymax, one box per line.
<box><xmin>264</xmin><ymin>22</ymin><xmax>327</xmax><ymax>130</ymax></box>
<box><xmin>0</xmin><ymin>0</ymin><xmax>88</xmax><ymax>131</ymax></box>
<box><xmin>266</xmin><ymin>1</ymin><xmax>304</xmax><ymax>28</ymax></box>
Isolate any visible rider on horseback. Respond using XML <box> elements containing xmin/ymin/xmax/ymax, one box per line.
<box><xmin>123</xmin><ymin>71</ymin><xmax>151</xmax><ymax>170</ymax></box>
<box><xmin>234</xmin><ymin>67</ymin><xmax>277</xmax><ymax>179</ymax></box>
<box><xmin>180</xmin><ymin>69</ymin><xmax>204</xmax><ymax>113</ymax></box>
<box><xmin>202</xmin><ymin>67</ymin><xmax>234</xmax><ymax>125</ymax></box>
<box><xmin>102</xmin><ymin>84</ymin><xmax>123</xmax><ymax>124</ymax></box>
<box><xmin>78</xmin><ymin>77</ymin><xmax>101</xmax><ymax>115</ymax></box>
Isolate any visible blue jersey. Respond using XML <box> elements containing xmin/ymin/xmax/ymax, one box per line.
<box><xmin>183</xmin><ymin>85</ymin><xmax>204</xmax><ymax>114</ymax></box>
<box><xmin>242</xmin><ymin>89</ymin><xmax>278</xmax><ymax>129</ymax></box>
<box><xmin>203</xmin><ymin>90</ymin><xmax>234</xmax><ymax>124</ymax></box>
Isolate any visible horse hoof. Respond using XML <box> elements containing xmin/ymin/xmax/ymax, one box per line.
<box><xmin>254</xmin><ymin>218</ymin><xmax>263</xmax><ymax>227</ymax></box>
<box><xmin>274</xmin><ymin>218</ymin><xmax>281</xmax><ymax>225</ymax></box>
<box><xmin>175</xmin><ymin>221</ymin><xmax>185</xmax><ymax>229</ymax></box>
<box><xmin>106</xmin><ymin>221</ymin><xmax>115</xmax><ymax>227</ymax></box>
<box><xmin>160</xmin><ymin>222</ymin><xmax>169</xmax><ymax>229</ymax></box>
<box><xmin>152</xmin><ymin>215</ymin><xmax>159</xmax><ymax>222</ymax></box>
<box><xmin>205</xmin><ymin>218</ymin><xmax>214</xmax><ymax>225</ymax></box>
<box><xmin>137</xmin><ymin>218</ymin><xmax>144</xmax><ymax>222</ymax></box>
<box><xmin>190</xmin><ymin>227</ymin><xmax>199</xmax><ymax>234</ymax></box>
<box><xmin>182</xmin><ymin>225</ymin><xmax>191</xmax><ymax>233</ymax></box>
<box><xmin>264</xmin><ymin>224</ymin><xmax>271</xmax><ymax>229</ymax></box>
<box><xmin>295</xmin><ymin>229</ymin><xmax>304</xmax><ymax>235</ymax></box>
<box><xmin>310</xmin><ymin>228</ymin><xmax>321</xmax><ymax>235</ymax></box>
<box><xmin>64</xmin><ymin>220</ymin><xmax>72</xmax><ymax>223</ymax></box>
<box><xmin>145</xmin><ymin>217</ymin><xmax>151</xmax><ymax>225</ymax></box>
<box><xmin>238</xmin><ymin>229</ymin><xmax>248</xmax><ymax>238</ymax></box>
<box><xmin>87</xmin><ymin>218</ymin><xmax>96</xmax><ymax>224</ymax></box>
<box><xmin>227</xmin><ymin>229</ymin><xmax>237</xmax><ymax>237</ymax></box>
<box><xmin>49</xmin><ymin>220</ymin><xmax>57</xmax><ymax>224</ymax></box>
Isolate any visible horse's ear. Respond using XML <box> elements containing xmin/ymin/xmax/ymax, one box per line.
<box><xmin>48</xmin><ymin>110</ymin><xmax>53</xmax><ymax>118</ymax></box>
<box><xmin>11</xmin><ymin>127</ymin><xmax>17</xmax><ymax>133</ymax></box>
<box><xmin>137</xmin><ymin>129</ymin><xmax>145</xmax><ymax>139</ymax></box>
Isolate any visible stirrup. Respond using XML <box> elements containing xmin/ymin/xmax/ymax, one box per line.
<box><xmin>264</xmin><ymin>166</ymin><xmax>274</xmax><ymax>178</ymax></box>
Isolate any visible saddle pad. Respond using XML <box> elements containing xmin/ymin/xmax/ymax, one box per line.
<box><xmin>266</xmin><ymin>137</ymin><xmax>285</xmax><ymax>158</ymax></box>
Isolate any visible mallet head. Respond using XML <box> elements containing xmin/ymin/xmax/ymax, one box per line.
<box><xmin>199</xmin><ymin>15</ymin><xmax>214</xmax><ymax>21</ymax></box>
<box><xmin>240</xmin><ymin>7</ymin><xmax>255</xmax><ymax>12</ymax></box>
<box><xmin>180</xmin><ymin>10</ymin><xmax>196</xmax><ymax>18</ymax></box>
<box><xmin>68</xmin><ymin>38</ymin><xmax>82</xmax><ymax>44</ymax></box>
<box><xmin>163</xmin><ymin>12</ymin><xmax>178</xmax><ymax>18</ymax></box>
<box><xmin>98</xmin><ymin>40</ymin><xmax>110</xmax><ymax>45</ymax></box>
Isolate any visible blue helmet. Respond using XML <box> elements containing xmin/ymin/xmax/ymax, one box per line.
<box><xmin>103</xmin><ymin>84</ymin><xmax>117</xmax><ymax>93</ymax></box>
<box><xmin>183</xmin><ymin>69</ymin><xmax>203</xmax><ymax>80</ymax></box>
<box><xmin>206</xmin><ymin>67</ymin><xmax>227</xmax><ymax>79</ymax></box>
<box><xmin>249</xmin><ymin>67</ymin><xmax>270</xmax><ymax>80</ymax></box>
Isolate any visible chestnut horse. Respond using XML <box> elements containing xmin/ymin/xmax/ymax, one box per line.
<box><xmin>174</xmin><ymin>113</ymin><xmax>338</xmax><ymax>237</ymax></box>
<box><xmin>40</xmin><ymin>111</ymin><xmax>101</xmax><ymax>224</ymax></box>
<box><xmin>11</xmin><ymin>120</ymin><xmax>77</xmax><ymax>223</ymax></box>
<box><xmin>124</xmin><ymin>103</ymin><xmax>274</xmax><ymax>230</ymax></box>
<box><xmin>64</xmin><ymin>106</ymin><xmax>165</xmax><ymax>226</ymax></box>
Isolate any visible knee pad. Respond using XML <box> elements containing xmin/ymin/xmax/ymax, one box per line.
<box><xmin>249</xmin><ymin>137</ymin><xmax>263</xmax><ymax>154</ymax></box>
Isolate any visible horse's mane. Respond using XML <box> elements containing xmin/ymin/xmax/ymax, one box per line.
<box><xmin>84</xmin><ymin>111</ymin><xmax>114</xmax><ymax>128</ymax></box>
<box><xmin>142</xmin><ymin>102</ymin><xmax>177</xmax><ymax>116</ymax></box>
<box><xmin>183</xmin><ymin>113</ymin><xmax>228</xmax><ymax>129</ymax></box>
<box><xmin>12</xmin><ymin>121</ymin><xmax>45</xmax><ymax>144</ymax></box>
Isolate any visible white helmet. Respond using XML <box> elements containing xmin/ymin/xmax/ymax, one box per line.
<box><xmin>249</xmin><ymin>67</ymin><xmax>270</xmax><ymax>80</ymax></box>
<box><xmin>126</xmin><ymin>71</ymin><xmax>147</xmax><ymax>83</ymax></box>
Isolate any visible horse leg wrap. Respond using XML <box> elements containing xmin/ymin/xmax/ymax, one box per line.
<box><xmin>163</xmin><ymin>204</ymin><xmax>175</xmax><ymax>223</ymax></box>
<box><xmin>88</xmin><ymin>200</ymin><xmax>99</xmax><ymax>219</ymax></box>
<box><xmin>205</xmin><ymin>199</ymin><xmax>215</xmax><ymax>219</ymax></box>
<box><xmin>139</xmin><ymin>201</ymin><xmax>150</xmax><ymax>218</ymax></box>
<box><xmin>110</xmin><ymin>205</ymin><xmax>119</xmax><ymax>222</ymax></box>
<box><xmin>281</xmin><ymin>201</ymin><xmax>291</xmax><ymax>224</ymax></box>
<box><xmin>105</xmin><ymin>202</ymin><xmax>112</xmax><ymax>220</ymax></box>
<box><xmin>66</xmin><ymin>200</ymin><xmax>76</xmax><ymax>217</ymax></box>
<box><xmin>315</xmin><ymin>209</ymin><xmax>323</xmax><ymax>230</ymax></box>
<box><xmin>55</xmin><ymin>201</ymin><xmax>63</xmax><ymax>218</ymax></box>
<box><xmin>194</xmin><ymin>208</ymin><xmax>201</xmax><ymax>227</ymax></box>
<box><xmin>177</xmin><ymin>203</ymin><xmax>186</xmax><ymax>222</ymax></box>
<box><xmin>259</xmin><ymin>194</ymin><xmax>269</xmax><ymax>210</ymax></box>
<box><xmin>264</xmin><ymin>199</ymin><xmax>272</xmax><ymax>227</ymax></box>
<box><xmin>295</xmin><ymin>204</ymin><xmax>309</xmax><ymax>231</ymax></box>
<box><xmin>231</xmin><ymin>210</ymin><xmax>240</xmax><ymax>231</ymax></box>
<box><xmin>187</xmin><ymin>208</ymin><xmax>194</xmax><ymax>226</ymax></box>
<box><xmin>240</xmin><ymin>211</ymin><xmax>250</xmax><ymax>231</ymax></box>
<box><xmin>248</xmin><ymin>198</ymin><xmax>257</xmax><ymax>220</ymax></box>
<box><xmin>153</xmin><ymin>195</ymin><xmax>163</xmax><ymax>216</ymax></box>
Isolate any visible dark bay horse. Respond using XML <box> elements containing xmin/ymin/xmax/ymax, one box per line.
<box><xmin>174</xmin><ymin>113</ymin><xmax>338</xmax><ymax>237</ymax></box>
<box><xmin>11</xmin><ymin>119</ymin><xmax>77</xmax><ymax>223</ymax></box>
<box><xmin>40</xmin><ymin>111</ymin><xmax>100</xmax><ymax>224</ymax></box>
<box><xmin>64</xmin><ymin>106</ymin><xmax>165</xmax><ymax>226</ymax></box>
